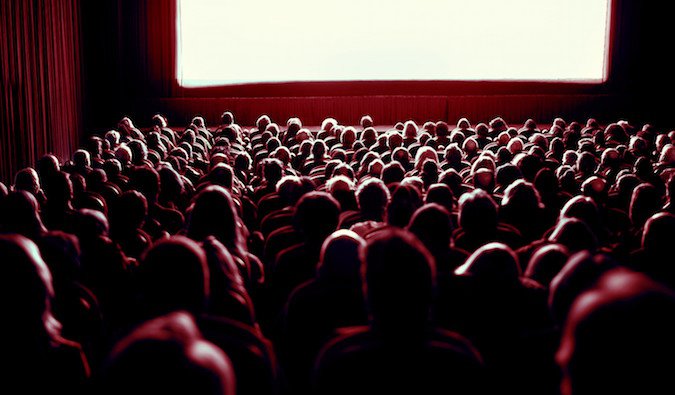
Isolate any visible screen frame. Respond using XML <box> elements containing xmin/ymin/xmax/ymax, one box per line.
<box><xmin>174</xmin><ymin>0</ymin><xmax>616</xmax><ymax>97</ymax></box>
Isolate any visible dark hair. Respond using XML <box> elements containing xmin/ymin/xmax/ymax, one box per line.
<box><xmin>361</xmin><ymin>228</ymin><xmax>436</xmax><ymax>333</ymax></box>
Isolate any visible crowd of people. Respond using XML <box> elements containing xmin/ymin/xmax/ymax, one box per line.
<box><xmin>2</xmin><ymin>111</ymin><xmax>675</xmax><ymax>394</ymax></box>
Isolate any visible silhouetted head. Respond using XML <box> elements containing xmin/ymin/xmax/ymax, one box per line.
<box><xmin>549</xmin><ymin>218</ymin><xmax>598</xmax><ymax>254</ymax></box>
<box><xmin>14</xmin><ymin>167</ymin><xmax>41</xmax><ymax>196</ymax></box>
<box><xmin>44</xmin><ymin>171</ymin><xmax>73</xmax><ymax>207</ymax></box>
<box><xmin>361</xmin><ymin>229</ymin><xmax>436</xmax><ymax>334</ymax></box>
<box><xmin>642</xmin><ymin>212</ymin><xmax>675</xmax><ymax>252</ymax></box>
<box><xmin>187</xmin><ymin>186</ymin><xmax>243</xmax><ymax>254</ymax></box>
<box><xmin>356</xmin><ymin>178</ymin><xmax>390</xmax><ymax>221</ymax></box>
<box><xmin>37</xmin><ymin>231</ymin><xmax>81</xmax><ymax>288</ymax></box>
<box><xmin>629</xmin><ymin>183</ymin><xmax>661</xmax><ymax>228</ymax></box>
<box><xmin>73</xmin><ymin>149</ymin><xmax>92</xmax><ymax>169</ymax></box>
<box><xmin>458</xmin><ymin>189</ymin><xmax>498</xmax><ymax>233</ymax></box>
<box><xmin>560</xmin><ymin>196</ymin><xmax>602</xmax><ymax>236</ymax></box>
<box><xmin>381</xmin><ymin>161</ymin><xmax>405</xmax><ymax>185</ymax></box>
<box><xmin>525</xmin><ymin>244</ymin><xmax>570</xmax><ymax>287</ymax></box>
<box><xmin>549</xmin><ymin>251</ymin><xmax>617</xmax><ymax>325</ymax></box>
<box><xmin>387</xmin><ymin>183</ymin><xmax>422</xmax><ymax>228</ymax></box>
<box><xmin>293</xmin><ymin>192</ymin><xmax>341</xmax><ymax>243</ymax></box>
<box><xmin>129</xmin><ymin>166</ymin><xmax>160</xmax><ymax>203</ymax></box>
<box><xmin>102</xmin><ymin>311</ymin><xmax>235</xmax><ymax>395</ymax></box>
<box><xmin>317</xmin><ymin>230</ymin><xmax>365</xmax><ymax>282</ymax></box>
<box><xmin>455</xmin><ymin>242</ymin><xmax>521</xmax><ymax>290</ymax></box>
<box><xmin>0</xmin><ymin>191</ymin><xmax>47</xmax><ymax>240</ymax></box>
<box><xmin>208</xmin><ymin>163</ymin><xmax>235</xmax><ymax>190</ymax></box>
<box><xmin>37</xmin><ymin>154</ymin><xmax>61</xmax><ymax>179</ymax></box>
<box><xmin>407</xmin><ymin>203</ymin><xmax>453</xmax><ymax>259</ymax></box>
<box><xmin>137</xmin><ymin>237</ymin><xmax>209</xmax><ymax>318</ymax></box>
<box><xmin>111</xmin><ymin>190</ymin><xmax>148</xmax><ymax>232</ymax></box>
<box><xmin>558</xmin><ymin>269</ymin><xmax>675</xmax><ymax>395</ymax></box>
<box><xmin>128</xmin><ymin>140</ymin><xmax>148</xmax><ymax>166</ymax></box>
<box><xmin>495</xmin><ymin>163</ymin><xmax>523</xmax><ymax>191</ymax></box>
<box><xmin>360</xmin><ymin>115</ymin><xmax>373</xmax><ymax>128</ymax></box>
<box><xmin>502</xmin><ymin>179</ymin><xmax>543</xmax><ymax>213</ymax></box>
<box><xmin>262</xmin><ymin>158</ymin><xmax>283</xmax><ymax>185</ymax></box>
<box><xmin>221</xmin><ymin>111</ymin><xmax>235</xmax><ymax>125</ymax></box>
<box><xmin>425</xmin><ymin>183</ymin><xmax>454</xmax><ymax>212</ymax></box>
<box><xmin>0</xmin><ymin>235</ymin><xmax>58</xmax><ymax>341</ymax></box>
<box><xmin>74</xmin><ymin>208</ymin><xmax>109</xmax><ymax>245</ymax></box>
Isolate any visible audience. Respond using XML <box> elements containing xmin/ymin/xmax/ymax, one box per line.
<box><xmin>1</xmin><ymin>112</ymin><xmax>673</xmax><ymax>395</ymax></box>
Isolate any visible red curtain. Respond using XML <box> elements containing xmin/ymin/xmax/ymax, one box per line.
<box><xmin>0</xmin><ymin>0</ymin><xmax>82</xmax><ymax>184</ymax></box>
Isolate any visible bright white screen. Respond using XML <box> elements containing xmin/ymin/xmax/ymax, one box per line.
<box><xmin>177</xmin><ymin>0</ymin><xmax>611</xmax><ymax>86</ymax></box>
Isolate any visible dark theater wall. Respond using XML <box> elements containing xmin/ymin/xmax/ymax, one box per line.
<box><xmin>0</xmin><ymin>0</ymin><xmax>83</xmax><ymax>183</ymax></box>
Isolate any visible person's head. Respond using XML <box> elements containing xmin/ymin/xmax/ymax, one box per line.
<box><xmin>407</xmin><ymin>203</ymin><xmax>453</xmax><ymax>258</ymax></box>
<box><xmin>667</xmin><ymin>174</ymin><xmax>675</xmax><ymax>201</ymax></box>
<box><xmin>0</xmin><ymin>191</ymin><xmax>46</xmax><ymax>240</ymax></box>
<box><xmin>158</xmin><ymin>165</ymin><xmax>185</xmax><ymax>201</ymax></box>
<box><xmin>37</xmin><ymin>154</ymin><xmax>60</xmax><ymax>179</ymax></box>
<box><xmin>525</xmin><ymin>244</ymin><xmax>570</xmax><ymax>287</ymax></box>
<box><xmin>14</xmin><ymin>167</ymin><xmax>40</xmax><ymax>196</ymax></box>
<box><xmin>381</xmin><ymin>161</ymin><xmax>405</xmax><ymax>186</ymax></box>
<box><xmin>576</xmin><ymin>151</ymin><xmax>597</xmax><ymax>176</ymax></box>
<box><xmin>221</xmin><ymin>111</ymin><xmax>235</xmax><ymax>125</ymax></box>
<box><xmin>111</xmin><ymin>190</ymin><xmax>148</xmax><ymax>232</ymax></box>
<box><xmin>326</xmin><ymin>175</ymin><xmax>354</xmax><ymax>201</ymax></box>
<box><xmin>501</xmin><ymin>179</ymin><xmax>543</xmax><ymax>214</ymax></box>
<box><xmin>128</xmin><ymin>140</ymin><xmax>148</xmax><ymax>165</ymax></box>
<box><xmin>558</xmin><ymin>269</ymin><xmax>675</xmax><ymax>395</ymax></box>
<box><xmin>360</xmin><ymin>115</ymin><xmax>373</xmax><ymax>129</ymax></box>
<box><xmin>102</xmin><ymin>311</ymin><xmax>235</xmax><ymax>395</ymax></box>
<box><xmin>321</xmin><ymin>117</ymin><xmax>337</xmax><ymax>132</ymax></box>
<box><xmin>187</xmin><ymin>186</ymin><xmax>243</xmax><ymax>255</ymax></box>
<box><xmin>74</xmin><ymin>208</ymin><xmax>110</xmax><ymax>245</ymax></box>
<box><xmin>581</xmin><ymin>176</ymin><xmax>608</xmax><ymax>204</ymax></box>
<box><xmin>311</xmin><ymin>140</ymin><xmax>328</xmax><ymax>159</ymax></box>
<box><xmin>293</xmin><ymin>192</ymin><xmax>341</xmax><ymax>243</ymax></box>
<box><xmin>0</xmin><ymin>235</ymin><xmax>58</xmax><ymax>340</ymax></box>
<box><xmin>262</xmin><ymin>158</ymin><xmax>283</xmax><ymax>185</ymax></box>
<box><xmin>560</xmin><ymin>196</ymin><xmax>602</xmax><ymax>235</ymax></box>
<box><xmin>642</xmin><ymin>212</ymin><xmax>675</xmax><ymax>252</ymax></box>
<box><xmin>208</xmin><ymin>163</ymin><xmax>235</xmax><ymax>190</ymax></box>
<box><xmin>317</xmin><ymin>229</ymin><xmax>365</xmax><ymax>282</ymax></box>
<box><xmin>73</xmin><ymin>149</ymin><xmax>92</xmax><ymax>169</ymax></box>
<box><xmin>387</xmin><ymin>131</ymin><xmax>403</xmax><ymax>149</ymax></box>
<box><xmin>44</xmin><ymin>171</ymin><xmax>73</xmax><ymax>207</ymax></box>
<box><xmin>128</xmin><ymin>166</ymin><xmax>161</xmax><ymax>203</ymax></box>
<box><xmin>549</xmin><ymin>251</ymin><xmax>617</xmax><ymax>325</ymax></box>
<box><xmin>444</xmin><ymin>144</ymin><xmax>463</xmax><ymax>166</ymax></box>
<box><xmin>256</xmin><ymin>115</ymin><xmax>271</xmax><ymax>132</ymax></box>
<box><xmin>455</xmin><ymin>242</ymin><xmax>521</xmax><ymax>289</ymax></box>
<box><xmin>414</xmin><ymin>146</ymin><xmax>438</xmax><ymax>172</ymax></box>
<box><xmin>425</xmin><ymin>183</ymin><xmax>454</xmax><ymax>212</ymax></box>
<box><xmin>361</xmin><ymin>229</ymin><xmax>436</xmax><ymax>333</ymax></box>
<box><xmin>549</xmin><ymin>217</ymin><xmax>598</xmax><ymax>254</ymax></box>
<box><xmin>387</xmin><ymin>183</ymin><xmax>422</xmax><ymax>228</ymax></box>
<box><xmin>137</xmin><ymin>237</ymin><xmax>209</xmax><ymax>318</ymax></box>
<box><xmin>495</xmin><ymin>163</ymin><xmax>523</xmax><ymax>192</ymax></box>
<box><xmin>191</xmin><ymin>116</ymin><xmax>206</xmax><ymax>129</ymax></box>
<box><xmin>356</xmin><ymin>178</ymin><xmax>390</xmax><ymax>221</ymax></box>
<box><xmin>629</xmin><ymin>183</ymin><xmax>661</xmax><ymax>228</ymax></box>
<box><xmin>403</xmin><ymin>120</ymin><xmax>418</xmax><ymax>140</ymax></box>
<box><xmin>341</xmin><ymin>127</ymin><xmax>357</xmax><ymax>148</ymax></box>
<box><xmin>458</xmin><ymin>189</ymin><xmax>499</xmax><ymax>233</ymax></box>
<box><xmin>273</xmin><ymin>175</ymin><xmax>301</xmax><ymax>207</ymax></box>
